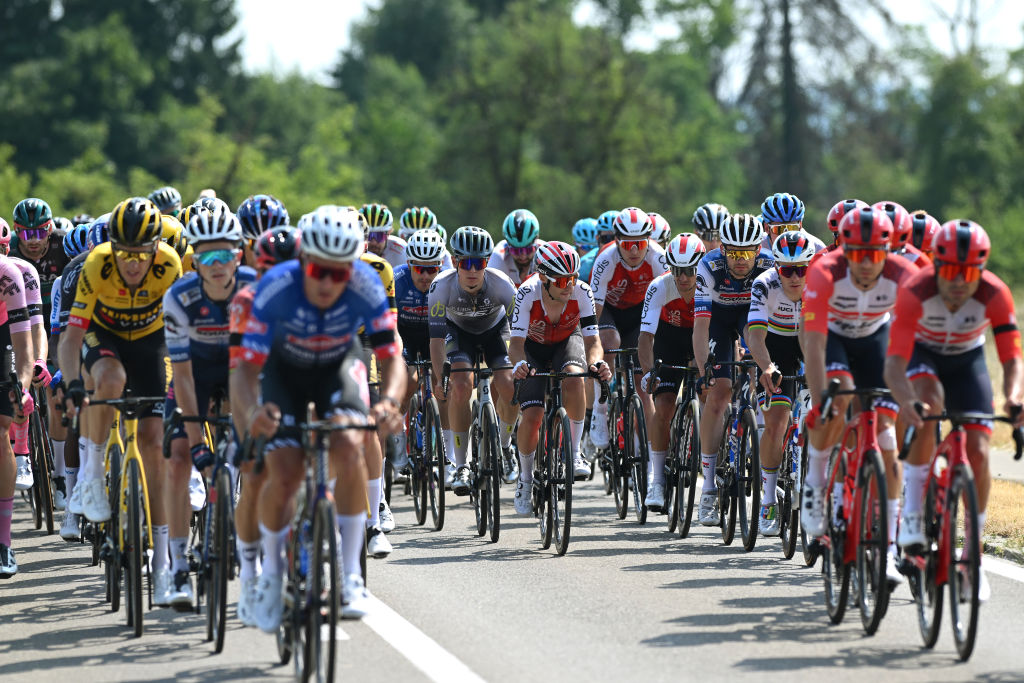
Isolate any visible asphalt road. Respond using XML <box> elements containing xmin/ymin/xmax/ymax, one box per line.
<box><xmin>2</xmin><ymin>477</ymin><xmax>1024</xmax><ymax>683</ymax></box>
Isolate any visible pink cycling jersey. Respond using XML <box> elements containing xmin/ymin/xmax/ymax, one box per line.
<box><xmin>9</xmin><ymin>257</ymin><xmax>43</xmax><ymax>328</ymax></box>
<box><xmin>0</xmin><ymin>257</ymin><xmax>31</xmax><ymax>333</ymax></box>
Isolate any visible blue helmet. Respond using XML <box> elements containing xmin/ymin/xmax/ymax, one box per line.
<box><xmin>572</xmin><ymin>218</ymin><xmax>598</xmax><ymax>249</ymax></box>
<box><xmin>595</xmin><ymin>210</ymin><xmax>619</xmax><ymax>234</ymax></box>
<box><xmin>236</xmin><ymin>194</ymin><xmax>290</xmax><ymax>240</ymax></box>
<box><xmin>87</xmin><ymin>214</ymin><xmax>111</xmax><ymax>249</ymax></box>
<box><xmin>501</xmin><ymin>209</ymin><xmax>540</xmax><ymax>248</ymax></box>
<box><xmin>62</xmin><ymin>224</ymin><xmax>90</xmax><ymax>258</ymax></box>
<box><xmin>760</xmin><ymin>192</ymin><xmax>805</xmax><ymax>224</ymax></box>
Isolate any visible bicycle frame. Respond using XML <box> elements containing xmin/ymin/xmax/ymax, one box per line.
<box><xmin>104</xmin><ymin>411</ymin><xmax>155</xmax><ymax>554</ymax></box>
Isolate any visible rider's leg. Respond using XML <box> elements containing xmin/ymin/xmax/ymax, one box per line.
<box><xmin>760</xmin><ymin>401</ymin><xmax>790</xmax><ymax>506</ymax></box>
<box><xmin>699</xmin><ymin>379</ymin><xmax>733</xmax><ymax>492</ymax></box>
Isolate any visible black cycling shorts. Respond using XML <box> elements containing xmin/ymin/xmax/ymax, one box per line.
<box><xmin>164</xmin><ymin>379</ymin><xmax>228</xmax><ymax>441</ymax></box>
<box><xmin>825</xmin><ymin>323</ymin><xmax>896</xmax><ymax>415</ymax></box>
<box><xmin>908</xmin><ymin>343</ymin><xmax>993</xmax><ymax>431</ymax></box>
<box><xmin>0</xmin><ymin>325</ymin><xmax>14</xmax><ymax>419</ymax></box>
<box><xmin>399</xmin><ymin>322</ymin><xmax>431</xmax><ymax>365</ymax></box>
<box><xmin>598</xmin><ymin>303</ymin><xmax>643</xmax><ymax>350</ymax></box>
<box><xmin>81</xmin><ymin>326</ymin><xmax>170</xmax><ymax>419</ymax></box>
<box><xmin>706</xmin><ymin>303</ymin><xmax>748</xmax><ymax>380</ymax></box>
<box><xmin>755</xmin><ymin>333</ymin><xmax>803</xmax><ymax>410</ymax></box>
<box><xmin>517</xmin><ymin>333</ymin><xmax>587</xmax><ymax>410</ymax></box>
<box><xmin>652</xmin><ymin>324</ymin><xmax>695</xmax><ymax>399</ymax></box>
<box><xmin>444</xmin><ymin>319</ymin><xmax>511</xmax><ymax>369</ymax></box>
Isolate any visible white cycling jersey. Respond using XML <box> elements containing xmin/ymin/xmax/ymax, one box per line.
<box><xmin>488</xmin><ymin>239</ymin><xmax>545</xmax><ymax>287</ymax></box>
<box><xmin>747</xmin><ymin>268</ymin><xmax>801</xmax><ymax>337</ymax></box>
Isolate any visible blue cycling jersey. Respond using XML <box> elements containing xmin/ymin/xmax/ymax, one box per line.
<box><xmin>240</xmin><ymin>259</ymin><xmax>398</xmax><ymax>369</ymax></box>
<box><xmin>579</xmin><ymin>246</ymin><xmax>600</xmax><ymax>284</ymax></box>
<box><xmin>394</xmin><ymin>264</ymin><xmax>432</xmax><ymax>339</ymax></box>
<box><xmin>694</xmin><ymin>248</ymin><xmax>774</xmax><ymax>317</ymax></box>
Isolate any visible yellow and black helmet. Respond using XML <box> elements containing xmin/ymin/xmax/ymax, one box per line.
<box><xmin>359</xmin><ymin>203</ymin><xmax>394</xmax><ymax>233</ymax></box>
<box><xmin>160</xmin><ymin>214</ymin><xmax>188</xmax><ymax>258</ymax></box>
<box><xmin>109</xmin><ymin>197</ymin><xmax>163</xmax><ymax>246</ymax></box>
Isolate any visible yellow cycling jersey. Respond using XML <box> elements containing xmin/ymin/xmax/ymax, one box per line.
<box><xmin>69</xmin><ymin>242</ymin><xmax>183</xmax><ymax>340</ymax></box>
<box><xmin>360</xmin><ymin>251</ymin><xmax>396</xmax><ymax>311</ymax></box>
<box><xmin>182</xmin><ymin>245</ymin><xmax>194</xmax><ymax>272</ymax></box>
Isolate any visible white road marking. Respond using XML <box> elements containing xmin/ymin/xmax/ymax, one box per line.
<box><xmin>322</xmin><ymin>623</ymin><xmax>350</xmax><ymax>641</ymax></box>
<box><xmin>362</xmin><ymin>596</ymin><xmax>486</xmax><ymax>683</ymax></box>
<box><xmin>983</xmin><ymin>554</ymin><xmax>1024</xmax><ymax>583</ymax></box>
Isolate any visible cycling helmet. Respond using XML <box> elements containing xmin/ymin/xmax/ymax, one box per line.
<box><xmin>52</xmin><ymin>216</ymin><xmax>74</xmax><ymax>236</ymax></box>
<box><xmin>872</xmin><ymin>200</ymin><xmax>912</xmax><ymax>249</ymax></box>
<box><xmin>109</xmin><ymin>197</ymin><xmax>163</xmax><ymax>246</ymax></box>
<box><xmin>648</xmin><ymin>212</ymin><xmax>672</xmax><ymax>246</ymax></box>
<box><xmin>72</xmin><ymin>213</ymin><xmax>94</xmax><ymax>226</ymax></box>
<box><xmin>595</xmin><ymin>210</ymin><xmax>619</xmax><ymax>234</ymax></box>
<box><xmin>933</xmin><ymin>220</ymin><xmax>990</xmax><ymax>266</ymax></box>
<box><xmin>838</xmin><ymin>207</ymin><xmax>893</xmax><ymax>248</ymax></box>
<box><xmin>87</xmin><ymin>214</ymin><xmax>111</xmax><ymax>249</ymax></box>
<box><xmin>535</xmin><ymin>241</ymin><xmax>581</xmax><ymax>278</ymax></box>
<box><xmin>62</xmin><ymin>224</ymin><xmax>90</xmax><ymax>258</ymax></box>
<box><xmin>161</xmin><ymin>215</ymin><xmax>189</xmax><ymax>258</ymax></box>
<box><xmin>405</xmin><ymin>229</ymin><xmax>446</xmax><ymax>263</ymax></box>
<box><xmin>571</xmin><ymin>218</ymin><xmax>599</xmax><ymax>249</ymax></box>
<box><xmin>236</xmin><ymin>194</ymin><xmax>289</xmax><ymax>240</ymax></box>
<box><xmin>148</xmin><ymin>186</ymin><xmax>182</xmax><ymax>212</ymax></box>
<box><xmin>910</xmin><ymin>210</ymin><xmax>941</xmax><ymax>255</ymax></box>
<box><xmin>360</xmin><ymin>203</ymin><xmax>394</xmax><ymax>233</ymax></box>
<box><xmin>433</xmin><ymin>224</ymin><xmax>448</xmax><ymax>243</ymax></box>
<box><xmin>254</xmin><ymin>226</ymin><xmax>298</xmax><ymax>268</ymax></box>
<box><xmin>177</xmin><ymin>204</ymin><xmax>201</xmax><ymax>229</ymax></box>
<box><xmin>0</xmin><ymin>218</ymin><xmax>10</xmax><ymax>247</ymax></box>
<box><xmin>826</xmin><ymin>199</ymin><xmax>870</xmax><ymax>236</ymax></box>
<box><xmin>772</xmin><ymin>231</ymin><xmax>816</xmax><ymax>264</ymax></box>
<box><xmin>613</xmin><ymin>207</ymin><xmax>653</xmax><ymax>238</ymax></box>
<box><xmin>400</xmin><ymin>206</ymin><xmax>437</xmax><ymax>231</ymax></box>
<box><xmin>195</xmin><ymin>196</ymin><xmax>231</xmax><ymax>214</ymax></box>
<box><xmin>297</xmin><ymin>206</ymin><xmax>365</xmax><ymax>263</ymax></box>
<box><xmin>760</xmin><ymin>192</ymin><xmax>805</xmax><ymax>224</ymax></box>
<box><xmin>502</xmin><ymin>209</ymin><xmax>540</xmax><ymax>247</ymax></box>
<box><xmin>449</xmin><ymin>226</ymin><xmax>494</xmax><ymax>259</ymax></box>
<box><xmin>666</xmin><ymin>233</ymin><xmax>706</xmax><ymax>268</ymax></box>
<box><xmin>185</xmin><ymin>207</ymin><xmax>242</xmax><ymax>245</ymax></box>
<box><xmin>720</xmin><ymin>214</ymin><xmax>764</xmax><ymax>248</ymax></box>
<box><xmin>13</xmin><ymin>198</ymin><xmax>53</xmax><ymax>231</ymax></box>
<box><xmin>691</xmin><ymin>203</ymin><xmax>730</xmax><ymax>237</ymax></box>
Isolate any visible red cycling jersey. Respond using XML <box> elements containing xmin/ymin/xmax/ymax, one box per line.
<box><xmin>640</xmin><ymin>273</ymin><xmax>695</xmax><ymax>333</ymax></box>
<box><xmin>590</xmin><ymin>243</ymin><xmax>668</xmax><ymax>309</ymax></box>
<box><xmin>510</xmin><ymin>273</ymin><xmax>598</xmax><ymax>344</ymax></box>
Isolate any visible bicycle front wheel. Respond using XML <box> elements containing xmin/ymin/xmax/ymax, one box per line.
<box><xmin>856</xmin><ymin>448</ymin><xmax>890</xmax><ymax>635</ymax></box>
<box><xmin>738</xmin><ymin>408</ymin><xmax>761</xmax><ymax>551</ymax></box>
<box><xmin>471</xmin><ymin>416</ymin><xmax>488</xmax><ymax>538</ymax></box>
<box><xmin>124</xmin><ymin>458</ymin><xmax>145</xmax><ymax>637</ymax></box>
<box><xmin>665</xmin><ymin>402</ymin><xmax>685</xmax><ymax>533</ymax></box>
<box><xmin>552</xmin><ymin>409</ymin><xmax>573</xmax><ymax>556</ymax></box>
<box><xmin>208</xmin><ymin>466</ymin><xmax>231</xmax><ymax>653</ymax></box>
<box><xmin>609</xmin><ymin>397</ymin><xmax>629</xmax><ymax>519</ymax></box>
<box><xmin>679</xmin><ymin>399</ymin><xmax>701</xmax><ymax>539</ymax></box>
<box><xmin>30</xmin><ymin>411</ymin><xmax>56</xmax><ymax>535</ymax></box>
<box><xmin>105</xmin><ymin>445</ymin><xmax>123</xmax><ymax>610</ymax></box>
<box><xmin>309</xmin><ymin>498</ymin><xmax>338</xmax><ymax>682</ymax></box>
<box><xmin>913</xmin><ymin>471</ymin><xmax>943</xmax><ymax>649</ymax></box>
<box><xmin>948</xmin><ymin>464</ymin><xmax>981</xmax><ymax>661</ymax></box>
<box><xmin>719</xmin><ymin>415</ymin><xmax>737</xmax><ymax>546</ymax></box>
<box><xmin>823</xmin><ymin>448</ymin><xmax>849</xmax><ymax>625</ymax></box>
<box><xmin>407</xmin><ymin>395</ymin><xmax>427</xmax><ymax>526</ymax></box>
<box><xmin>426</xmin><ymin>397</ymin><xmax>446</xmax><ymax>531</ymax></box>
<box><xmin>627</xmin><ymin>394</ymin><xmax>648</xmax><ymax>525</ymax></box>
<box><xmin>484</xmin><ymin>406</ymin><xmax>502</xmax><ymax>544</ymax></box>
<box><xmin>799</xmin><ymin>439</ymin><xmax>816</xmax><ymax>566</ymax></box>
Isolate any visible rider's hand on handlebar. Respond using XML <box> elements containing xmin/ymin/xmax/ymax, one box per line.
<box><xmin>1007</xmin><ymin>399</ymin><xmax>1024</xmax><ymax>428</ymax></box>
<box><xmin>899</xmin><ymin>400</ymin><xmax>928</xmax><ymax>430</ymax></box>
<box><xmin>512</xmin><ymin>360</ymin><xmax>532</xmax><ymax>380</ymax></box>
<box><xmin>371</xmin><ymin>398</ymin><xmax>403</xmax><ymax>435</ymax></box>
<box><xmin>249</xmin><ymin>402</ymin><xmax>281</xmax><ymax>439</ymax></box>
<box><xmin>590</xmin><ymin>360</ymin><xmax>612</xmax><ymax>383</ymax></box>
<box><xmin>63</xmin><ymin>378</ymin><xmax>88</xmax><ymax>419</ymax></box>
<box><xmin>32</xmin><ymin>360</ymin><xmax>51</xmax><ymax>389</ymax></box>
<box><xmin>759</xmin><ymin>364</ymin><xmax>781</xmax><ymax>395</ymax></box>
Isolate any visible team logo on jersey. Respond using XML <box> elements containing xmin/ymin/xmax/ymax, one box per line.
<box><xmin>178</xmin><ymin>288</ymin><xmax>202</xmax><ymax>306</ymax></box>
<box><xmin>0</xmin><ymin>276</ymin><xmax>18</xmax><ymax>297</ymax></box>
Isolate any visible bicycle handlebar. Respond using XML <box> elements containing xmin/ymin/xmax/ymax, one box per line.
<box><xmin>511</xmin><ymin>369</ymin><xmax>609</xmax><ymax>406</ymax></box>
<box><xmin>898</xmin><ymin>404</ymin><xmax>1024</xmax><ymax>461</ymax></box>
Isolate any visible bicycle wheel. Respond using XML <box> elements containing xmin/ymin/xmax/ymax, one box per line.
<box><xmin>308</xmin><ymin>498</ymin><xmax>338</xmax><ymax>682</ymax></box>
<box><xmin>383</xmin><ymin>439</ymin><xmax>394</xmax><ymax>505</ymax></box>
<box><xmin>627</xmin><ymin>394</ymin><xmax>648</xmax><ymax>525</ymax></box>
<box><xmin>206</xmin><ymin>467</ymin><xmax>231</xmax><ymax>652</ymax></box>
<box><xmin>779</xmin><ymin>436</ymin><xmax>799</xmax><ymax>560</ymax></box>
<box><xmin>124</xmin><ymin>458</ymin><xmax>145</xmax><ymax>637</ymax></box>
<box><xmin>536</xmin><ymin>418</ymin><xmax>553</xmax><ymax>549</ymax></box>
<box><xmin>799</xmin><ymin>439</ymin><xmax>816</xmax><ymax>566</ymax></box>
<box><xmin>608</xmin><ymin>396</ymin><xmax>628</xmax><ymax>519</ymax></box>
<box><xmin>678</xmin><ymin>399</ymin><xmax>701</xmax><ymax>539</ymax></box>
<box><xmin>665</xmin><ymin>403</ymin><xmax>684</xmax><ymax>533</ymax></box>
<box><xmin>552</xmin><ymin>409</ymin><xmax>573</xmax><ymax>556</ymax></box>
<box><xmin>484</xmin><ymin>406</ymin><xmax>502</xmax><ymax>544</ymax></box>
<box><xmin>106</xmin><ymin>445</ymin><xmax>123</xmax><ymax>611</ymax></box>
<box><xmin>719</xmin><ymin>415</ymin><xmax>737</xmax><ymax>545</ymax></box>
<box><xmin>407</xmin><ymin>395</ymin><xmax>427</xmax><ymax>527</ymax></box>
<box><xmin>738</xmin><ymin>408</ymin><xmax>761</xmax><ymax>551</ymax></box>
<box><xmin>948</xmin><ymin>464</ymin><xmax>981</xmax><ymax>661</ymax></box>
<box><xmin>30</xmin><ymin>412</ymin><xmax>55</xmax><ymax>535</ymax></box>
<box><xmin>913</xmin><ymin>471</ymin><xmax>943</xmax><ymax>649</ymax></box>
<box><xmin>856</xmin><ymin>448</ymin><xmax>890</xmax><ymax>635</ymax></box>
<box><xmin>471</xmin><ymin>416</ymin><xmax>488</xmax><ymax>538</ymax></box>
<box><xmin>426</xmin><ymin>397</ymin><xmax>446</xmax><ymax>531</ymax></box>
<box><xmin>823</xmin><ymin>450</ymin><xmax>849</xmax><ymax>625</ymax></box>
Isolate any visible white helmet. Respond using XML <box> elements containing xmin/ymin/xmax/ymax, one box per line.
<box><xmin>298</xmin><ymin>206</ymin><xmax>365</xmax><ymax>263</ymax></box>
<box><xmin>666</xmin><ymin>233</ymin><xmax>706</xmax><ymax>268</ymax></box>
<box><xmin>398</xmin><ymin>225</ymin><xmax>417</xmax><ymax>241</ymax></box>
<box><xmin>184</xmin><ymin>207</ymin><xmax>242</xmax><ymax>245</ymax></box>
<box><xmin>691</xmin><ymin>203</ymin><xmax>730</xmax><ymax>237</ymax></box>
<box><xmin>405</xmin><ymin>229</ymin><xmax>446</xmax><ymax>263</ymax></box>
<box><xmin>613</xmin><ymin>207</ymin><xmax>653</xmax><ymax>238</ymax></box>
<box><xmin>535</xmin><ymin>241</ymin><xmax>581</xmax><ymax>277</ymax></box>
<box><xmin>720</xmin><ymin>213</ymin><xmax>764</xmax><ymax>248</ymax></box>
<box><xmin>648</xmin><ymin>212</ymin><xmax>671</xmax><ymax>245</ymax></box>
<box><xmin>771</xmin><ymin>230</ymin><xmax>816</xmax><ymax>264</ymax></box>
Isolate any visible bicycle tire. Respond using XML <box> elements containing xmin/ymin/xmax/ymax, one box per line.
<box><xmin>534</xmin><ymin>416</ymin><xmax>552</xmax><ymax>549</ymax></box>
<box><xmin>719</xmin><ymin>414</ymin><xmax>737</xmax><ymax>545</ymax></box>
<box><xmin>779</xmin><ymin>429</ymin><xmax>799</xmax><ymax>560</ymax></box>
<box><xmin>30</xmin><ymin>411</ymin><xmax>56</xmax><ymax>534</ymax></box>
<box><xmin>471</xmin><ymin>415</ymin><xmax>487</xmax><ymax>538</ymax></box>
<box><xmin>384</xmin><ymin>440</ymin><xmax>394</xmax><ymax>506</ymax></box>
<box><xmin>856</xmin><ymin>448</ymin><xmax>890</xmax><ymax>635</ymax></box>
<box><xmin>627</xmin><ymin>394</ymin><xmax>648</xmax><ymax>525</ymax></box>
<box><xmin>208</xmin><ymin>467</ymin><xmax>231</xmax><ymax>653</ymax></box>
<box><xmin>679</xmin><ymin>399</ymin><xmax>701</xmax><ymax>539</ymax></box>
<box><xmin>948</xmin><ymin>464</ymin><xmax>981</xmax><ymax>661</ymax></box>
<box><xmin>739</xmin><ymin>408</ymin><xmax>761</xmax><ymax>552</ymax></box>
<box><xmin>308</xmin><ymin>498</ymin><xmax>338</xmax><ymax>682</ymax></box>
<box><xmin>610</xmin><ymin>396</ymin><xmax>628</xmax><ymax>520</ymax></box>
<box><xmin>799</xmin><ymin>439</ymin><xmax>816</xmax><ymax>566</ymax></box>
<box><xmin>552</xmin><ymin>408</ymin><xmax>573</xmax><ymax>556</ymax></box>
<box><xmin>484</xmin><ymin>406</ymin><xmax>502</xmax><ymax>544</ymax></box>
<box><xmin>407</xmin><ymin>395</ymin><xmax>427</xmax><ymax>526</ymax></box>
<box><xmin>106</xmin><ymin>445</ymin><xmax>123</xmax><ymax>610</ymax></box>
<box><xmin>427</xmin><ymin>397</ymin><xmax>446</xmax><ymax>531</ymax></box>
<box><xmin>277</xmin><ymin>529</ymin><xmax>298</xmax><ymax>667</ymax></box>
<box><xmin>125</xmin><ymin>458</ymin><xmax>145</xmax><ymax>637</ymax></box>
<box><xmin>823</xmin><ymin>447</ymin><xmax>849</xmax><ymax>624</ymax></box>
<box><xmin>913</xmin><ymin>471</ymin><xmax>943</xmax><ymax>649</ymax></box>
<box><xmin>665</xmin><ymin>402</ymin><xmax>684</xmax><ymax>533</ymax></box>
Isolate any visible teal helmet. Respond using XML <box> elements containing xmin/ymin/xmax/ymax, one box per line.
<box><xmin>501</xmin><ymin>209</ymin><xmax>539</xmax><ymax>248</ymax></box>
<box><xmin>13</xmin><ymin>198</ymin><xmax>53</xmax><ymax>232</ymax></box>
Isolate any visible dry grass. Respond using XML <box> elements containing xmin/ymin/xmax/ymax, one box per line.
<box><xmin>986</xmin><ymin>479</ymin><xmax>1024</xmax><ymax>551</ymax></box>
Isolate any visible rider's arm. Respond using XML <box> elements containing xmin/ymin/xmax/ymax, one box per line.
<box><xmin>692</xmin><ymin>258</ymin><xmax>714</xmax><ymax>371</ymax></box>
<box><xmin>57</xmin><ymin>324</ymin><xmax>84</xmax><ymax>386</ymax></box>
<box><xmin>883</xmin><ymin>291</ymin><xmax>923</xmax><ymax>412</ymax></box>
<box><xmin>11</xmin><ymin>329</ymin><xmax>33</xmax><ymax>389</ymax></box>
<box><xmin>984</xmin><ymin>275</ymin><xmax>1024</xmax><ymax>415</ymax></box>
<box><xmin>799</xmin><ymin>258</ymin><xmax>835</xmax><ymax>402</ymax></box>
<box><xmin>427</xmin><ymin>274</ymin><xmax>448</xmax><ymax>385</ymax></box>
<box><xmin>745</xmin><ymin>325</ymin><xmax>772</xmax><ymax>375</ymax></box>
<box><xmin>508</xmin><ymin>336</ymin><xmax>526</xmax><ymax>367</ymax></box>
<box><xmin>638</xmin><ymin>279</ymin><xmax>661</xmax><ymax>374</ymax></box>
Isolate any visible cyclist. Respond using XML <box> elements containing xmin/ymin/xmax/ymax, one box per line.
<box><xmin>398</xmin><ymin>206</ymin><xmax>438</xmax><ymax>242</ymax></box>
<box><xmin>161</xmin><ymin>214</ymin><xmax>192</xmax><ymax>273</ymax></box>
<box><xmin>361</xmin><ymin>203</ymin><xmax>407</xmax><ymax>269</ymax></box>
<box><xmin>237</xmin><ymin>206</ymin><xmax>403</xmax><ymax>628</ymax></box>
<box><xmin>10</xmin><ymin>197</ymin><xmax>69</xmax><ymax>330</ymax></box>
<box><xmin>746</xmin><ymin>231</ymin><xmax>815</xmax><ymax>535</ymax></box>
<box><xmin>52</xmin><ymin>217</ymin><xmax>74</xmax><ymax>237</ymax></box>
<box><xmin>909</xmin><ymin>210</ymin><xmax>940</xmax><ymax>260</ymax></box>
<box><xmin>760</xmin><ymin>192</ymin><xmax>827</xmax><ymax>253</ymax></box>
<box><xmin>228</xmin><ymin>225</ymin><xmax>297</xmax><ymax>626</ymax></box>
<box><xmin>58</xmin><ymin>198</ymin><xmax>182</xmax><ymax>603</ymax></box>
<box><xmin>800</xmin><ymin>206</ymin><xmax>918</xmax><ymax>583</ymax></box>
<box><xmin>572</xmin><ymin>217</ymin><xmax>598</xmax><ymax>254</ymax></box>
<box><xmin>428</xmin><ymin>226</ymin><xmax>519</xmax><ymax>495</ymax></box>
<box><xmin>691</xmin><ymin>202</ymin><xmax>729</xmax><ymax>253</ymax></box>
<box><xmin>823</xmin><ymin>198</ymin><xmax>870</xmax><ymax>253</ymax></box>
<box><xmin>693</xmin><ymin>213</ymin><xmax>773</xmax><ymax>525</ymax></box>
<box><xmin>873</xmin><ymin>200</ymin><xmax>930</xmax><ymax>268</ymax></box>
<box><xmin>72</xmin><ymin>214</ymin><xmax>94</xmax><ymax>227</ymax></box>
<box><xmin>394</xmin><ymin>230</ymin><xmax>453</xmax><ymax>477</ymax></box>
<box><xmin>588</xmin><ymin>208</ymin><xmax>667</xmax><ymax>449</ymax></box>
<box><xmin>149</xmin><ymin>186</ymin><xmax>183</xmax><ymax>217</ymax></box>
<box><xmin>649</xmin><ymin>212</ymin><xmax>672</xmax><ymax>251</ymax></box>
<box><xmin>638</xmin><ymin>233</ymin><xmax>705</xmax><ymax>511</ymax></box>
<box><xmin>161</xmin><ymin>208</ymin><xmax>254</xmax><ymax>609</ymax></box>
<box><xmin>509</xmin><ymin>241</ymin><xmax>611</xmax><ymax>513</ymax></box>
<box><xmin>579</xmin><ymin>210</ymin><xmax>618</xmax><ymax>284</ymax></box>
<box><xmin>885</xmin><ymin>220</ymin><xmax>1023</xmax><ymax>601</ymax></box>
<box><xmin>236</xmin><ymin>194</ymin><xmax>289</xmax><ymax>267</ymax></box>
<box><xmin>490</xmin><ymin>209</ymin><xmax>542</xmax><ymax>287</ymax></box>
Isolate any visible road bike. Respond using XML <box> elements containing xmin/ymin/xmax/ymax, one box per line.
<box><xmin>770</xmin><ymin>373</ymin><xmax>808</xmax><ymax>561</ymax></box>
<box><xmin>649</xmin><ymin>361</ymin><xmax>701</xmax><ymax>537</ymax></box>
<box><xmin>405</xmin><ymin>357</ymin><xmax>447</xmax><ymax>531</ymax></box>
<box><xmin>600</xmin><ymin>347</ymin><xmax>649</xmax><ymax>524</ymax></box>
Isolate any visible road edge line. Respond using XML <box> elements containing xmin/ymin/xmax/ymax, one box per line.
<box><xmin>983</xmin><ymin>554</ymin><xmax>1024</xmax><ymax>583</ymax></box>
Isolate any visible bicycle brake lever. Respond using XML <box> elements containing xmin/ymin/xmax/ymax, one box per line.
<box><xmin>1014</xmin><ymin>426</ymin><xmax>1024</xmax><ymax>461</ymax></box>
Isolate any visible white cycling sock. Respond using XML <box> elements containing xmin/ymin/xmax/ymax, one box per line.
<box><xmin>518</xmin><ymin>450</ymin><xmax>535</xmax><ymax>483</ymax></box>
<box><xmin>498</xmin><ymin>418</ymin><xmax>515</xmax><ymax>448</ymax></box>
<box><xmin>259</xmin><ymin>523</ymin><xmax>289</xmax><ymax>578</ymax></box>
<box><xmin>761</xmin><ymin>465</ymin><xmax>779</xmax><ymax>505</ymax></box>
<box><xmin>443</xmin><ymin>429</ymin><xmax>454</xmax><ymax>463</ymax></box>
<box><xmin>453</xmin><ymin>431</ymin><xmax>469</xmax><ymax>467</ymax></box>
<box><xmin>87</xmin><ymin>440</ymin><xmax>106</xmax><ymax>481</ymax></box>
<box><xmin>337</xmin><ymin>512</ymin><xmax>366</xmax><ymax>578</ymax></box>
<box><xmin>978</xmin><ymin>510</ymin><xmax>987</xmax><ymax>536</ymax></box>
<box><xmin>237</xmin><ymin>538</ymin><xmax>260</xmax><ymax>582</ymax></box>
<box><xmin>65</xmin><ymin>467</ymin><xmax>78</xmax><ymax>499</ymax></box>
<box><xmin>14</xmin><ymin>455</ymin><xmax>27</xmax><ymax>472</ymax></box>
<box><xmin>78</xmin><ymin>436</ymin><xmax>90</xmax><ymax>481</ymax></box>
<box><xmin>152</xmin><ymin>524</ymin><xmax>170</xmax><ymax>572</ymax></box>
<box><xmin>366</xmin><ymin>478</ymin><xmax>382</xmax><ymax>527</ymax></box>
<box><xmin>170</xmin><ymin>536</ymin><xmax>189</xmax><ymax>574</ymax></box>
<box><xmin>52</xmin><ymin>440</ymin><xmax>65</xmax><ymax>477</ymax></box>
<box><xmin>805</xmin><ymin>444</ymin><xmax>831</xmax><ymax>489</ymax></box>
<box><xmin>650</xmin><ymin>450</ymin><xmax>666</xmax><ymax>486</ymax></box>
<box><xmin>701</xmin><ymin>452</ymin><xmax>717</xmax><ymax>492</ymax></box>
<box><xmin>887</xmin><ymin>499</ymin><xmax>900</xmax><ymax>546</ymax></box>
<box><xmin>570</xmin><ymin>419</ymin><xmax>585</xmax><ymax>456</ymax></box>
<box><xmin>902</xmin><ymin>463</ymin><xmax>930</xmax><ymax>516</ymax></box>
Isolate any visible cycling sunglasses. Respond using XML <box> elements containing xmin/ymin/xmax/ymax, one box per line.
<box><xmin>458</xmin><ymin>257</ymin><xmax>487</xmax><ymax>271</ymax></box>
<box><xmin>508</xmin><ymin>245</ymin><xmax>536</xmax><ymax>258</ymax></box>
<box><xmin>546</xmin><ymin>274</ymin><xmax>577</xmax><ymax>288</ymax></box>
<box><xmin>113</xmin><ymin>244</ymin><xmax>157</xmax><ymax>262</ymax></box>
<box><xmin>305</xmin><ymin>261</ymin><xmax>352</xmax><ymax>283</ymax></box>
<box><xmin>193</xmin><ymin>248</ymin><xmax>240</xmax><ymax>266</ymax></box>
<box><xmin>777</xmin><ymin>264</ymin><xmax>808</xmax><ymax>278</ymax></box>
<box><xmin>410</xmin><ymin>263</ymin><xmax>441</xmax><ymax>275</ymax></box>
<box><xmin>670</xmin><ymin>266</ymin><xmax>698</xmax><ymax>278</ymax></box>
<box><xmin>844</xmin><ymin>247</ymin><xmax>887</xmax><ymax>264</ymax></box>
<box><xmin>936</xmin><ymin>261</ymin><xmax>983</xmax><ymax>283</ymax></box>
<box><xmin>724</xmin><ymin>247</ymin><xmax>757</xmax><ymax>260</ymax></box>
<box><xmin>18</xmin><ymin>228</ymin><xmax>49</xmax><ymax>241</ymax></box>
<box><xmin>766</xmin><ymin>222</ymin><xmax>801</xmax><ymax>235</ymax></box>
<box><xmin>618</xmin><ymin>238</ymin><xmax>648</xmax><ymax>250</ymax></box>
<box><xmin>698</xmin><ymin>230</ymin><xmax>720</xmax><ymax>242</ymax></box>
<box><xmin>366</xmin><ymin>230</ymin><xmax>389</xmax><ymax>244</ymax></box>
<box><xmin>598</xmin><ymin>232</ymin><xmax>615</xmax><ymax>246</ymax></box>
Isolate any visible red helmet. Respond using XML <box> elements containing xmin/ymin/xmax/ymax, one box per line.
<box><xmin>932</xmin><ymin>220</ymin><xmax>990</xmax><ymax>266</ymax></box>
<box><xmin>839</xmin><ymin>207</ymin><xmax>893</xmax><ymax>248</ymax></box>
<box><xmin>535</xmin><ymin>240</ymin><xmax>581</xmax><ymax>278</ymax></box>
<box><xmin>872</xmin><ymin>201</ymin><xmax>912</xmax><ymax>249</ymax></box>
<box><xmin>827</xmin><ymin>199</ymin><xmax>869</xmax><ymax>236</ymax></box>
<box><xmin>909</xmin><ymin>210</ymin><xmax>941</xmax><ymax>256</ymax></box>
